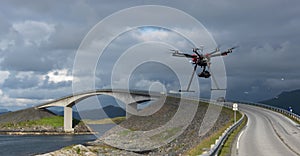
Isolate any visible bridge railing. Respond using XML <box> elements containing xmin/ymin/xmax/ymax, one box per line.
<box><xmin>236</xmin><ymin>101</ymin><xmax>300</xmax><ymax>123</ymax></box>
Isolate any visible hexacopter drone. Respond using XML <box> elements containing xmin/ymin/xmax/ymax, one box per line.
<box><xmin>170</xmin><ymin>46</ymin><xmax>237</xmax><ymax>92</ymax></box>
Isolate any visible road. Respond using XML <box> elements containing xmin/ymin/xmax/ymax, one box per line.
<box><xmin>232</xmin><ymin>104</ymin><xmax>300</xmax><ymax>156</ymax></box>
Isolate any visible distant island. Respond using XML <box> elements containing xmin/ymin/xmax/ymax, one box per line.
<box><xmin>0</xmin><ymin>108</ymin><xmax>10</xmax><ymax>115</ymax></box>
<box><xmin>260</xmin><ymin>89</ymin><xmax>300</xmax><ymax>115</ymax></box>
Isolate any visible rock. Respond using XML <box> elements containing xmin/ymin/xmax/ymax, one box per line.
<box><xmin>36</xmin><ymin>144</ymin><xmax>97</xmax><ymax>156</ymax></box>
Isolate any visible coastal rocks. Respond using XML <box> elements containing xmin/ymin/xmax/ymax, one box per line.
<box><xmin>36</xmin><ymin>144</ymin><xmax>97</xmax><ymax>156</ymax></box>
<box><xmin>36</xmin><ymin>143</ymin><xmax>141</xmax><ymax>156</ymax></box>
<box><xmin>74</xmin><ymin>122</ymin><xmax>91</xmax><ymax>133</ymax></box>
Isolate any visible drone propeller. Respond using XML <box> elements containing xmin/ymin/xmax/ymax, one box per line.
<box><xmin>219</xmin><ymin>46</ymin><xmax>239</xmax><ymax>56</ymax></box>
<box><xmin>169</xmin><ymin>49</ymin><xmax>181</xmax><ymax>55</ymax></box>
<box><xmin>227</xmin><ymin>46</ymin><xmax>239</xmax><ymax>53</ymax></box>
<box><xmin>229</xmin><ymin>46</ymin><xmax>239</xmax><ymax>51</ymax></box>
<box><xmin>169</xmin><ymin>49</ymin><xmax>179</xmax><ymax>52</ymax></box>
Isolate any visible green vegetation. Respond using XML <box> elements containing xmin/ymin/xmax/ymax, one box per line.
<box><xmin>0</xmin><ymin>115</ymin><xmax>126</xmax><ymax>129</ymax></box>
<box><xmin>83</xmin><ymin>116</ymin><xmax>126</xmax><ymax>125</ymax></box>
<box><xmin>0</xmin><ymin>116</ymin><xmax>63</xmax><ymax>128</ymax></box>
<box><xmin>0</xmin><ymin>116</ymin><xmax>80</xmax><ymax>128</ymax></box>
<box><xmin>62</xmin><ymin>145</ymin><xmax>73</xmax><ymax>150</ymax></box>
<box><xmin>218</xmin><ymin>115</ymin><xmax>248</xmax><ymax>156</ymax></box>
<box><xmin>76</xmin><ymin>147</ymin><xmax>81</xmax><ymax>154</ymax></box>
<box><xmin>186</xmin><ymin>110</ymin><xmax>242</xmax><ymax>156</ymax></box>
<box><xmin>119</xmin><ymin>129</ymin><xmax>132</xmax><ymax>136</ymax></box>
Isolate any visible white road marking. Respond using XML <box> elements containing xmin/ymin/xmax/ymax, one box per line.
<box><xmin>237</xmin><ymin>129</ymin><xmax>245</xmax><ymax>150</ymax></box>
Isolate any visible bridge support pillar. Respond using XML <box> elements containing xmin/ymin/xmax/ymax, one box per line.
<box><xmin>126</xmin><ymin>103</ymin><xmax>138</xmax><ymax>119</ymax></box>
<box><xmin>64</xmin><ymin>106</ymin><xmax>74</xmax><ymax>132</ymax></box>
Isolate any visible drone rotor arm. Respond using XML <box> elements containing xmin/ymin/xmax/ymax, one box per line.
<box><xmin>194</xmin><ymin>50</ymin><xmax>201</xmax><ymax>57</ymax></box>
<box><xmin>183</xmin><ymin>53</ymin><xmax>196</xmax><ymax>58</ymax></box>
<box><xmin>208</xmin><ymin>48</ymin><xmax>220</xmax><ymax>55</ymax></box>
<box><xmin>210</xmin><ymin>47</ymin><xmax>237</xmax><ymax>57</ymax></box>
<box><xmin>209</xmin><ymin>52</ymin><xmax>223</xmax><ymax>58</ymax></box>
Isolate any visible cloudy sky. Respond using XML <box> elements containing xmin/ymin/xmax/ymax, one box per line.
<box><xmin>0</xmin><ymin>0</ymin><xmax>300</xmax><ymax>111</ymax></box>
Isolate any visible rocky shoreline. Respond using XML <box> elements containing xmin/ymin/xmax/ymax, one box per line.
<box><xmin>0</xmin><ymin>131</ymin><xmax>95</xmax><ymax>135</ymax></box>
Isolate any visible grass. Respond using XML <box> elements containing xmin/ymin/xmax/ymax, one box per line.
<box><xmin>119</xmin><ymin>129</ymin><xmax>132</xmax><ymax>136</ymax></box>
<box><xmin>218</xmin><ymin>115</ymin><xmax>248</xmax><ymax>156</ymax></box>
<box><xmin>186</xmin><ymin>110</ymin><xmax>242</xmax><ymax>156</ymax></box>
<box><xmin>0</xmin><ymin>116</ymin><xmax>64</xmax><ymax>128</ymax></box>
<box><xmin>83</xmin><ymin>116</ymin><xmax>126</xmax><ymax>125</ymax></box>
<box><xmin>0</xmin><ymin>116</ymin><xmax>81</xmax><ymax>128</ymax></box>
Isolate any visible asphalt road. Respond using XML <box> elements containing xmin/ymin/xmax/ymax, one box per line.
<box><xmin>232</xmin><ymin>104</ymin><xmax>300</xmax><ymax>156</ymax></box>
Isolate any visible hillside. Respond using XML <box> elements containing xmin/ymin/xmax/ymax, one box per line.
<box><xmin>260</xmin><ymin>89</ymin><xmax>300</xmax><ymax>115</ymax></box>
<box><xmin>0</xmin><ymin>108</ymin><xmax>56</xmax><ymax>124</ymax></box>
<box><xmin>0</xmin><ymin>109</ymin><xmax>10</xmax><ymax>115</ymax></box>
<box><xmin>90</xmin><ymin>96</ymin><xmax>233</xmax><ymax>155</ymax></box>
<box><xmin>76</xmin><ymin>105</ymin><xmax>125</xmax><ymax>120</ymax></box>
<box><xmin>0</xmin><ymin>108</ymin><xmax>88</xmax><ymax>133</ymax></box>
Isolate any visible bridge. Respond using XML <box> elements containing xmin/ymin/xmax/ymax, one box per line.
<box><xmin>36</xmin><ymin>89</ymin><xmax>162</xmax><ymax>132</ymax></box>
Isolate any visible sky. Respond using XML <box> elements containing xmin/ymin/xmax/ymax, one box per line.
<box><xmin>0</xmin><ymin>0</ymin><xmax>300</xmax><ymax>111</ymax></box>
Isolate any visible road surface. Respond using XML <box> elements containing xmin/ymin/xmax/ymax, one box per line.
<box><xmin>232</xmin><ymin>104</ymin><xmax>300</xmax><ymax>156</ymax></box>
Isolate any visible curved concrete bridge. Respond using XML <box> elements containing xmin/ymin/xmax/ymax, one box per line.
<box><xmin>36</xmin><ymin>89</ymin><xmax>162</xmax><ymax>132</ymax></box>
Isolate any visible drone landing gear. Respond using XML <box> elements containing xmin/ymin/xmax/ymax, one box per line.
<box><xmin>198</xmin><ymin>71</ymin><xmax>211</xmax><ymax>78</ymax></box>
<box><xmin>179</xmin><ymin>90</ymin><xmax>195</xmax><ymax>92</ymax></box>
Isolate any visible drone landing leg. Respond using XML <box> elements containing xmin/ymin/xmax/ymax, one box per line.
<box><xmin>210</xmin><ymin>68</ymin><xmax>226</xmax><ymax>91</ymax></box>
<box><xmin>179</xmin><ymin>65</ymin><xmax>197</xmax><ymax>92</ymax></box>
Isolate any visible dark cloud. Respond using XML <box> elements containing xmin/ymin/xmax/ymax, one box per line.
<box><xmin>1</xmin><ymin>51</ymin><xmax>55</xmax><ymax>72</ymax></box>
<box><xmin>2</xmin><ymin>72</ymin><xmax>40</xmax><ymax>89</ymax></box>
<box><xmin>1</xmin><ymin>0</ymin><xmax>300</xmax><ymax>110</ymax></box>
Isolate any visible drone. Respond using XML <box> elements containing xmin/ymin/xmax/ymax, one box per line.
<box><xmin>170</xmin><ymin>46</ymin><xmax>237</xmax><ymax>92</ymax></box>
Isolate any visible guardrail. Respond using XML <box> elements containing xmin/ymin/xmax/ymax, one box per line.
<box><xmin>203</xmin><ymin>98</ymin><xmax>300</xmax><ymax>124</ymax></box>
<box><xmin>183</xmin><ymin>97</ymin><xmax>299</xmax><ymax>155</ymax></box>
<box><xmin>236</xmin><ymin>101</ymin><xmax>300</xmax><ymax>123</ymax></box>
<box><xmin>172</xmin><ymin>97</ymin><xmax>245</xmax><ymax>155</ymax></box>
<box><xmin>200</xmin><ymin>113</ymin><xmax>245</xmax><ymax>156</ymax></box>
<box><xmin>198</xmin><ymin>100</ymin><xmax>300</xmax><ymax>156</ymax></box>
